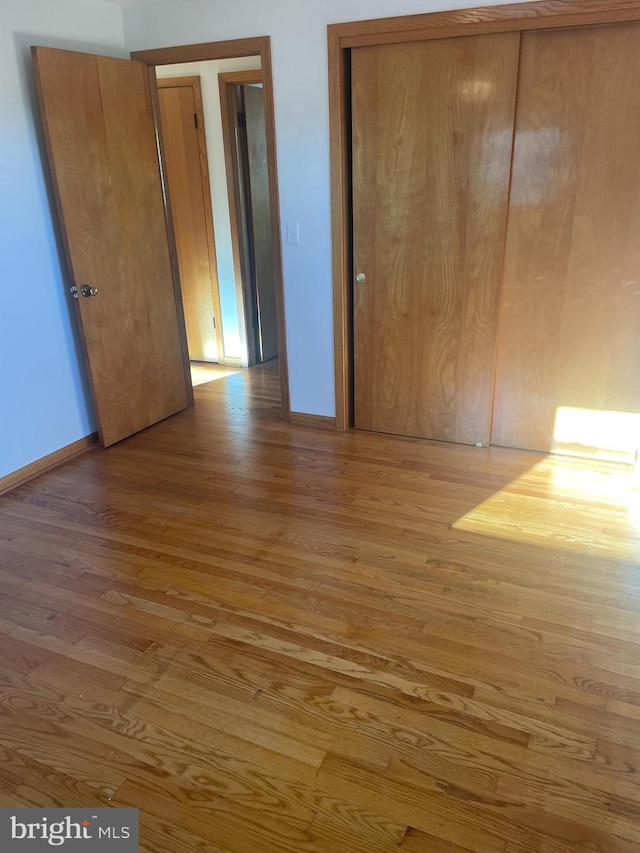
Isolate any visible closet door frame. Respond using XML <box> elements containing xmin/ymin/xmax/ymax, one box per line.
<box><xmin>329</xmin><ymin>0</ymin><xmax>640</xmax><ymax>432</ymax></box>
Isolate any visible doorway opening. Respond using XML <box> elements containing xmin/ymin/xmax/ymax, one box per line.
<box><xmin>132</xmin><ymin>38</ymin><xmax>290</xmax><ymax>415</ymax></box>
<box><xmin>155</xmin><ymin>56</ymin><xmax>277</xmax><ymax>384</ymax></box>
<box><xmin>219</xmin><ymin>72</ymin><xmax>279</xmax><ymax>367</ymax></box>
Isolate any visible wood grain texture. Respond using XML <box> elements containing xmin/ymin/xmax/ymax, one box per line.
<box><xmin>1</xmin><ymin>360</ymin><xmax>640</xmax><ymax>850</ymax></box>
<box><xmin>252</xmin><ymin>39</ymin><xmax>290</xmax><ymax>413</ymax></box>
<box><xmin>492</xmin><ymin>23</ymin><xmax>640</xmax><ymax>458</ymax></box>
<box><xmin>289</xmin><ymin>412</ymin><xmax>337</xmax><ymax>431</ymax></box>
<box><xmin>133</xmin><ymin>37</ymin><xmax>290</xmax><ymax>417</ymax></box>
<box><xmin>330</xmin><ymin>0</ymin><xmax>640</xmax><ymax>48</ymax></box>
<box><xmin>0</xmin><ymin>435</ymin><xmax>98</xmax><ymax>497</ymax></box>
<box><xmin>158</xmin><ymin>79</ymin><xmax>223</xmax><ymax>363</ymax></box>
<box><xmin>156</xmin><ymin>74</ymin><xmax>224</xmax><ymax>370</ymax></box>
<box><xmin>190</xmin><ymin>77</ymin><xmax>225</xmax><ymax>364</ymax></box>
<box><xmin>218</xmin><ymin>70</ymin><xmax>263</xmax><ymax>86</ymax></box>
<box><xmin>218</xmin><ymin>76</ymin><xmax>256</xmax><ymax>364</ymax></box>
<box><xmin>147</xmin><ymin>66</ymin><xmax>194</xmax><ymax>409</ymax></box>
<box><xmin>219</xmin><ymin>75</ymin><xmax>279</xmax><ymax>367</ymax></box>
<box><xmin>245</xmin><ymin>85</ymin><xmax>278</xmax><ymax>363</ymax></box>
<box><xmin>32</xmin><ymin>47</ymin><xmax>189</xmax><ymax>447</ymax></box>
<box><xmin>352</xmin><ymin>34</ymin><xmax>519</xmax><ymax>444</ymax></box>
<box><xmin>328</xmin><ymin>30</ymin><xmax>352</xmax><ymax>432</ymax></box>
<box><xmin>131</xmin><ymin>37</ymin><xmax>266</xmax><ymax>66</ymax></box>
<box><xmin>330</xmin><ymin>1</ymin><xmax>640</xmax><ymax>437</ymax></box>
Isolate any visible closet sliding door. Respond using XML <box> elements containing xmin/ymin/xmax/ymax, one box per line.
<box><xmin>352</xmin><ymin>34</ymin><xmax>520</xmax><ymax>444</ymax></box>
<box><xmin>492</xmin><ymin>23</ymin><xmax>640</xmax><ymax>461</ymax></box>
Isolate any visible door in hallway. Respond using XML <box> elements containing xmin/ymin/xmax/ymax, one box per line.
<box><xmin>158</xmin><ymin>77</ymin><xmax>223</xmax><ymax>363</ymax></box>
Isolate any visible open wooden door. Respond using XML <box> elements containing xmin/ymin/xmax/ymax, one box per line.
<box><xmin>32</xmin><ymin>46</ymin><xmax>190</xmax><ymax>447</ymax></box>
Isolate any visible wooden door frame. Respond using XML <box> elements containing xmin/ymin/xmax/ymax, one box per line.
<box><xmin>219</xmin><ymin>69</ymin><xmax>264</xmax><ymax>367</ymax></box>
<box><xmin>156</xmin><ymin>75</ymin><xmax>226</xmax><ymax>364</ymax></box>
<box><xmin>329</xmin><ymin>0</ymin><xmax>640</xmax><ymax>432</ymax></box>
<box><xmin>131</xmin><ymin>37</ymin><xmax>290</xmax><ymax>418</ymax></box>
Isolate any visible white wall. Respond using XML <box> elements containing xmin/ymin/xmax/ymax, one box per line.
<box><xmin>156</xmin><ymin>57</ymin><xmax>261</xmax><ymax>365</ymax></box>
<box><xmin>0</xmin><ymin>0</ymin><xmax>533</xmax><ymax>479</ymax></box>
<box><xmin>124</xmin><ymin>0</ymin><xmax>530</xmax><ymax>418</ymax></box>
<box><xmin>0</xmin><ymin>0</ymin><xmax>125</xmax><ymax>478</ymax></box>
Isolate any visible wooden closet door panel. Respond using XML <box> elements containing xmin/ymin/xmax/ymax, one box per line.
<box><xmin>492</xmin><ymin>24</ymin><xmax>640</xmax><ymax>460</ymax></box>
<box><xmin>352</xmin><ymin>33</ymin><xmax>520</xmax><ymax>444</ymax></box>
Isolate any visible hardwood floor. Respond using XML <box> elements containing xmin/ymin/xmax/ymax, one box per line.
<box><xmin>1</xmin><ymin>360</ymin><xmax>640</xmax><ymax>851</ymax></box>
<box><xmin>190</xmin><ymin>361</ymin><xmax>241</xmax><ymax>387</ymax></box>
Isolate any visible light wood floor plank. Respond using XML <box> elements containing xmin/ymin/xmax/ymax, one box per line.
<box><xmin>1</xmin><ymin>360</ymin><xmax>639</xmax><ymax>850</ymax></box>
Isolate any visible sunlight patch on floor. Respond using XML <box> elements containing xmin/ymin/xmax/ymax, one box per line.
<box><xmin>190</xmin><ymin>363</ymin><xmax>241</xmax><ymax>387</ymax></box>
<box><xmin>453</xmin><ymin>455</ymin><xmax>640</xmax><ymax>560</ymax></box>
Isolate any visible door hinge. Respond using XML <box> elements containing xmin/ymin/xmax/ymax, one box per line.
<box><xmin>238</xmin><ymin>112</ymin><xmax>246</xmax><ymax>128</ymax></box>
<box><xmin>194</xmin><ymin>112</ymin><xmax>198</xmax><ymax>130</ymax></box>
<box><xmin>212</xmin><ymin>316</ymin><xmax>216</xmax><ymax>329</ymax></box>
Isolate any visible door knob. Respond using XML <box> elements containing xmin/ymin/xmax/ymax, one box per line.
<box><xmin>356</xmin><ymin>273</ymin><xmax>367</xmax><ymax>282</ymax></box>
<box><xmin>69</xmin><ymin>285</ymin><xmax>78</xmax><ymax>299</ymax></box>
<box><xmin>81</xmin><ymin>284</ymin><xmax>98</xmax><ymax>297</ymax></box>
